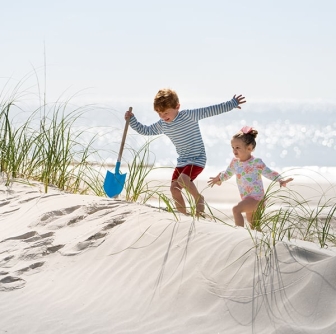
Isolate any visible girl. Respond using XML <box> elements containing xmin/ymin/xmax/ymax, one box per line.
<box><xmin>208</xmin><ymin>126</ymin><xmax>293</xmax><ymax>229</ymax></box>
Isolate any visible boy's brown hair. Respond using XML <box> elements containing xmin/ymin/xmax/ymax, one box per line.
<box><xmin>153</xmin><ymin>88</ymin><xmax>179</xmax><ymax>113</ymax></box>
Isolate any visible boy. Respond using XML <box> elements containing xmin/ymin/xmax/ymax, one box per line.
<box><xmin>125</xmin><ymin>88</ymin><xmax>246</xmax><ymax>216</ymax></box>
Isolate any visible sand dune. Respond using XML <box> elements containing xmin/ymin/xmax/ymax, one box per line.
<box><xmin>1</xmin><ymin>180</ymin><xmax>336</xmax><ymax>333</ymax></box>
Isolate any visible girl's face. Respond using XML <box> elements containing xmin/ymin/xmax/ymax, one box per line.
<box><xmin>231</xmin><ymin>138</ymin><xmax>253</xmax><ymax>161</ymax></box>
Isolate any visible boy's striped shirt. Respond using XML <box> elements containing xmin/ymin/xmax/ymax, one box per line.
<box><xmin>129</xmin><ymin>98</ymin><xmax>238</xmax><ymax>168</ymax></box>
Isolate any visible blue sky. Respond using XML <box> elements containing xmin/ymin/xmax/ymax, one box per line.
<box><xmin>2</xmin><ymin>0</ymin><xmax>336</xmax><ymax>107</ymax></box>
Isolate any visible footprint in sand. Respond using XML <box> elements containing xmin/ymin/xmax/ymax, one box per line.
<box><xmin>1</xmin><ymin>231</ymin><xmax>38</xmax><ymax>243</ymax></box>
<box><xmin>44</xmin><ymin>244</ymin><xmax>65</xmax><ymax>255</ymax></box>
<box><xmin>59</xmin><ymin>211</ymin><xmax>129</xmax><ymax>256</ymax></box>
<box><xmin>33</xmin><ymin>202</ymin><xmax>120</xmax><ymax>229</ymax></box>
<box><xmin>0</xmin><ymin>230</ymin><xmax>64</xmax><ymax>265</ymax></box>
<box><xmin>60</xmin><ymin>231</ymin><xmax>108</xmax><ymax>256</ymax></box>
<box><xmin>0</xmin><ymin>255</ymin><xmax>18</xmax><ymax>268</ymax></box>
<box><xmin>67</xmin><ymin>215</ymin><xmax>87</xmax><ymax>226</ymax></box>
<box><xmin>19</xmin><ymin>237</ymin><xmax>58</xmax><ymax>261</ymax></box>
<box><xmin>37</xmin><ymin>205</ymin><xmax>83</xmax><ymax>227</ymax></box>
<box><xmin>24</xmin><ymin>231</ymin><xmax>54</xmax><ymax>243</ymax></box>
<box><xmin>15</xmin><ymin>261</ymin><xmax>45</xmax><ymax>275</ymax></box>
<box><xmin>85</xmin><ymin>202</ymin><xmax>121</xmax><ymax>215</ymax></box>
<box><xmin>0</xmin><ymin>275</ymin><xmax>26</xmax><ymax>291</ymax></box>
<box><xmin>0</xmin><ymin>199</ymin><xmax>11</xmax><ymax>207</ymax></box>
<box><xmin>102</xmin><ymin>218</ymin><xmax>126</xmax><ymax>230</ymax></box>
<box><xmin>0</xmin><ymin>230</ymin><xmax>65</xmax><ymax>291</ymax></box>
<box><xmin>0</xmin><ymin>234</ymin><xmax>40</xmax><ymax>268</ymax></box>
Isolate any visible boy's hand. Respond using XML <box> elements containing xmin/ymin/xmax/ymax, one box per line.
<box><xmin>233</xmin><ymin>94</ymin><xmax>246</xmax><ymax>109</ymax></box>
<box><xmin>279</xmin><ymin>178</ymin><xmax>294</xmax><ymax>187</ymax></box>
<box><xmin>208</xmin><ymin>175</ymin><xmax>222</xmax><ymax>187</ymax></box>
<box><xmin>124</xmin><ymin>109</ymin><xmax>134</xmax><ymax>120</ymax></box>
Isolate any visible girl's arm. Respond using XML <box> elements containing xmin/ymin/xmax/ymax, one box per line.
<box><xmin>258</xmin><ymin>159</ymin><xmax>293</xmax><ymax>186</ymax></box>
<box><xmin>208</xmin><ymin>160</ymin><xmax>235</xmax><ymax>187</ymax></box>
<box><xmin>208</xmin><ymin>173</ymin><xmax>222</xmax><ymax>187</ymax></box>
<box><xmin>279</xmin><ymin>178</ymin><xmax>294</xmax><ymax>187</ymax></box>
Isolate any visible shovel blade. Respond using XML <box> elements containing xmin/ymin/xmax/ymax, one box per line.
<box><xmin>103</xmin><ymin>170</ymin><xmax>127</xmax><ymax>198</ymax></box>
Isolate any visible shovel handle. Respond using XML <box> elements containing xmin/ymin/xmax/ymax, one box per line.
<box><xmin>117</xmin><ymin>107</ymin><xmax>132</xmax><ymax>162</ymax></box>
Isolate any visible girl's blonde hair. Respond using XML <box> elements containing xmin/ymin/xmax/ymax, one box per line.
<box><xmin>233</xmin><ymin>126</ymin><xmax>258</xmax><ymax>149</ymax></box>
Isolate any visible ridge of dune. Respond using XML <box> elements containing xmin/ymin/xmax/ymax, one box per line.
<box><xmin>1</xmin><ymin>181</ymin><xmax>336</xmax><ymax>334</ymax></box>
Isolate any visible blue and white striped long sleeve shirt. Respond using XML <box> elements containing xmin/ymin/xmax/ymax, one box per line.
<box><xmin>129</xmin><ymin>98</ymin><xmax>238</xmax><ymax>168</ymax></box>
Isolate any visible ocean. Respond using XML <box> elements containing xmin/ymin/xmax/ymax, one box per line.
<box><xmin>77</xmin><ymin>100</ymin><xmax>336</xmax><ymax>182</ymax></box>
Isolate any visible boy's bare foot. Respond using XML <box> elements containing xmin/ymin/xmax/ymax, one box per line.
<box><xmin>186</xmin><ymin>211</ymin><xmax>208</xmax><ymax>220</ymax></box>
<box><xmin>175</xmin><ymin>206</ymin><xmax>188</xmax><ymax>215</ymax></box>
<box><xmin>196</xmin><ymin>195</ymin><xmax>205</xmax><ymax>215</ymax></box>
<box><xmin>196</xmin><ymin>211</ymin><xmax>206</xmax><ymax>219</ymax></box>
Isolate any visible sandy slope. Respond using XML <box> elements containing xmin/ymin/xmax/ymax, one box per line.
<box><xmin>1</xmin><ymin>181</ymin><xmax>336</xmax><ymax>334</ymax></box>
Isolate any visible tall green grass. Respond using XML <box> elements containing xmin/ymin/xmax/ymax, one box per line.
<box><xmin>0</xmin><ymin>79</ymin><xmax>105</xmax><ymax>194</ymax></box>
<box><xmin>123</xmin><ymin>139</ymin><xmax>180</xmax><ymax>219</ymax></box>
<box><xmin>249</xmin><ymin>175</ymin><xmax>336</xmax><ymax>251</ymax></box>
<box><xmin>125</xmin><ymin>139</ymin><xmax>159</xmax><ymax>202</ymax></box>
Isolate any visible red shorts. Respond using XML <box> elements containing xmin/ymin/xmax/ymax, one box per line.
<box><xmin>171</xmin><ymin>165</ymin><xmax>204</xmax><ymax>182</ymax></box>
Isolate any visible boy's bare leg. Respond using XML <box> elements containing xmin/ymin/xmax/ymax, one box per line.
<box><xmin>176</xmin><ymin>173</ymin><xmax>204</xmax><ymax>214</ymax></box>
<box><xmin>232</xmin><ymin>197</ymin><xmax>259</xmax><ymax>227</ymax></box>
<box><xmin>170</xmin><ymin>180</ymin><xmax>187</xmax><ymax>214</ymax></box>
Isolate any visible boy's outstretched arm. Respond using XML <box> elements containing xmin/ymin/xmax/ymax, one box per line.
<box><xmin>233</xmin><ymin>95</ymin><xmax>246</xmax><ymax>109</ymax></box>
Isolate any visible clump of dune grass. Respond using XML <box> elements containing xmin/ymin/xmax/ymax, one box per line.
<box><xmin>0</xmin><ymin>78</ymin><xmax>107</xmax><ymax>195</ymax></box>
<box><xmin>122</xmin><ymin>139</ymin><xmax>181</xmax><ymax>219</ymax></box>
<box><xmin>124</xmin><ymin>139</ymin><xmax>160</xmax><ymax>202</ymax></box>
<box><xmin>249</xmin><ymin>171</ymin><xmax>336</xmax><ymax>252</ymax></box>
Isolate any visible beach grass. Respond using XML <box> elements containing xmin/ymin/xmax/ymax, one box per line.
<box><xmin>0</xmin><ymin>79</ymin><xmax>105</xmax><ymax>195</ymax></box>
<box><xmin>246</xmin><ymin>177</ymin><xmax>336</xmax><ymax>252</ymax></box>
<box><xmin>125</xmin><ymin>139</ymin><xmax>162</xmax><ymax>202</ymax></box>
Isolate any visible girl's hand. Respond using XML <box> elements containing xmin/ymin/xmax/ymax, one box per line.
<box><xmin>208</xmin><ymin>175</ymin><xmax>222</xmax><ymax>187</ymax></box>
<box><xmin>279</xmin><ymin>178</ymin><xmax>294</xmax><ymax>187</ymax></box>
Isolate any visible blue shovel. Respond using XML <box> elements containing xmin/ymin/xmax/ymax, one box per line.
<box><xmin>103</xmin><ymin>108</ymin><xmax>132</xmax><ymax>197</ymax></box>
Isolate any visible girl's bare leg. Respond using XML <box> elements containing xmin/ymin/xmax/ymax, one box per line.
<box><xmin>246</xmin><ymin>212</ymin><xmax>262</xmax><ymax>231</ymax></box>
<box><xmin>232</xmin><ymin>197</ymin><xmax>260</xmax><ymax>227</ymax></box>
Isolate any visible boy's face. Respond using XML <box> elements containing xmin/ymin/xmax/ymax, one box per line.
<box><xmin>157</xmin><ymin>104</ymin><xmax>180</xmax><ymax>123</ymax></box>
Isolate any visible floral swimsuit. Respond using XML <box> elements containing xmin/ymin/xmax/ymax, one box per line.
<box><xmin>219</xmin><ymin>156</ymin><xmax>281</xmax><ymax>200</ymax></box>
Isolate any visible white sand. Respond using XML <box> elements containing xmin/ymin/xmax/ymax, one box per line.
<box><xmin>1</xmin><ymin>179</ymin><xmax>336</xmax><ymax>333</ymax></box>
